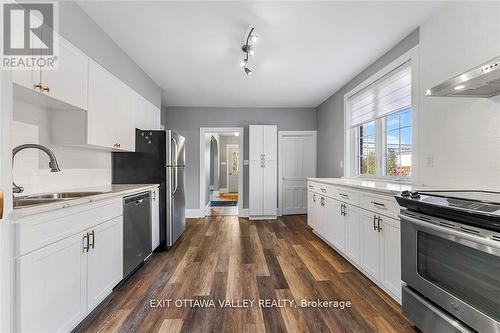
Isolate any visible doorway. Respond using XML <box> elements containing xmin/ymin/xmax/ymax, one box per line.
<box><xmin>199</xmin><ymin>128</ymin><xmax>243</xmax><ymax>216</ymax></box>
<box><xmin>278</xmin><ymin>131</ymin><xmax>317</xmax><ymax>215</ymax></box>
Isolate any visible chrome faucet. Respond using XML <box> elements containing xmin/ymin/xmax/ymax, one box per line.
<box><xmin>12</xmin><ymin>144</ymin><xmax>61</xmax><ymax>194</ymax></box>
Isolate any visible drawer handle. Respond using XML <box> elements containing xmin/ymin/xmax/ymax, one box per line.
<box><xmin>320</xmin><ymin>188</ymin><xmax>327</xmax><ymax>193</ymax></box>
<box><xmin>339</xmin><ymin>193</ymin><xmax>349</xmax><ymax>199</ymax></box>
<box><xmin>371</xmin><ymin>201</ymin><xmax>386</xmax><ymax>208</ymax></box>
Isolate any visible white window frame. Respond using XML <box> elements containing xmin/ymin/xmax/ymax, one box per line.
<box><xmin>344</xmin><ymin>46</ymin><xmax>419</xmax><ymax>183</ymax></box>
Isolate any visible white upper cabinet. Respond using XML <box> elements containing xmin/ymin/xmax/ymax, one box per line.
<box><xmin>263</xmin><ymin>125</ymin><xmax>278</xmax><ymax>160</ymax></box>
<box><xmin>37</xmin><ymin>38</ymin><xmax>88</xmax><ymax>109</ymax></box>
<box><xmin>134</xmin><ymin>93</ymin><xmax>161</xmax><ymax>130</ymax></box>
<box><xmin>249</xmin><ymin>125</ymin><xmax>264</xmax><ymax>161</ymax></box>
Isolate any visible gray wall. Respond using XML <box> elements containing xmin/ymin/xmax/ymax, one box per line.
<box><xmin>162</xmin><ymin>107</ymin><xmax>317</xmax><ymax>209</ymax></box>
<box><xmin>316</xmin><ymin>28</ymin><xmax>419</xmax><ymax>177</ymax></box>
<box><xmin>59</xmin><ymin>2</ymin><xmax>161</xmax><ymax>107</ymax></box>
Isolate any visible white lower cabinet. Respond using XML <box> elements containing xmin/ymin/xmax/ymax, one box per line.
<box><xmin>307</xmin><ymin>181</ymin><xmax>402</xmax><ymax>302</ymax></box>
<box><xmin>18</xmin><ymin>232</ymin><xmax>87</xmax><ymax>333</ymax></box>
<box><xmin>360</xmin><ymin>211</ymin><xmax>381</xmax><ymax>280</ymax></box>
<box><xmin>16</xmin><ymin>202</ymin><xmax>125</xmax><ymax>333</ymax></box>
<box><xmin>86</xmin><ymin>217</ymin><xmax>123</xmax><ymax>313</ymax></box>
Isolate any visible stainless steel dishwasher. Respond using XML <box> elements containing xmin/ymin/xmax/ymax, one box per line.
<box><xmin>123</xmin><ymin>192</ymin><xmax>151</xmax><ymax>278</ymax></box>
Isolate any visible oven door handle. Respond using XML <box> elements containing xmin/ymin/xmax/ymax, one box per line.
<box><xmin>400</xmin><ymin>214</ymin><xmax>500</xmax><ymax>250</ymax></box>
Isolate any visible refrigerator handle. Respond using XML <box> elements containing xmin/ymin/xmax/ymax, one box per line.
<box><xmin>172</xmin><ymin>167</ymin><xmax>178</xmax><ymax>196</ymax></box>
<box><xmin>171</xmin><ymin>137</ymin><xmax>178</xmax><ymax>166</ymax></box>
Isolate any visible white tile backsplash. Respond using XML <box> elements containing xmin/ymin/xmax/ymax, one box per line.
<box><xmin>12</xmin><ymin>99</ymin><xmax>112</xmax><ymax>195</ymax></box>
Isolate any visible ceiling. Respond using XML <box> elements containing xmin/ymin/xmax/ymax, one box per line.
<box><xmin>77</xmin><ymin>1</ymin><xmax>443</xmax><ymax>108</ymax></box>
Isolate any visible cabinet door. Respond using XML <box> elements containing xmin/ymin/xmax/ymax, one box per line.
<box><xmin>263</xmin><ymin>125</ymin><xmax>277</xmax><ymax>160</ymax></box>
<box><xmin>380</xmin><ymin>216</ymin><xmax>402</xmax><ymax>299</ymax></box>
<box><xmin>249</xmin><ymin>125</ymin><xmax>263</xmax><ymax>161</ymax></box>
<box><xmin>87</xmin><ymin>61</ymin><xmax>116</xmax><ymax>149</ymax></box>
<box><xmin>315</xmin><ymin>196</ymin><xmax>327</xmax><ymax>236</ymax></box>
<box><xmin>18</xmin><ymin>233</ymin><xmax>87</xmax><ymax>333</ymax></box>
<box><xmin>113</xmin><ymin>82</ymin><xmax>136</xmax><ymax>151</ymax></box>
<box><xmin>307</xmin><ymin>191</ymin><xmax>318</xmax><ymax>229</ymax></box>
<box><xmin>262</xmin><ymin>160</ymin><xmax>277</xmax><ymax>216</ymax></box>
<box><xmin>249</xmin><ymin>160</ymin><xmax>263</xmax><ymax>216</ymax></box>
<box><xmin>151</xmin><ymin>188</ymin><xmax>160</xmax><ymax>250</ymax></box>
<box><xmin>345</xmin><ymin>204</ymin><xmax>361</xmax><ymax>264</ymax></box>
<box><xmin>87</xmin><ymin>216</ymin><xmax>123</xmax><ymax>313</ymax></box>
<box><xmin>39</xmin><ymin>38</ymin><xmax>88</xmax><ymax>109</ymax></box>
<box><xmin>323</xmin><ymin>197</ymin><xmax>345</xmax><ymax>251</ymax></box>
<box><xmin>361</xmin><ymin>211</ymin><xmax>381</xmax><ymax>280</ymax></box>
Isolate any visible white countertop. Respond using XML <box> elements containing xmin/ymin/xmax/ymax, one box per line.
<box><xmin>11</xmin><ymin>184</ymin><xmax>159</xmax><ymax>219</ymax></box>
<box><xmin>307</xmin><ymin>177</ymin><xmax>420</xmax><ymax>194</ymax></box>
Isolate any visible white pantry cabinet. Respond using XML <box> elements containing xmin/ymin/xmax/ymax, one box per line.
<box><xmin>249</xmin><ymin>125</ymin><xmax>278</xmax><ymax>218</ymax></box>
<box><xmin>307</xmin><ymin>180</ymin><xmax>402</xmax><ymax>302</ymax></box>
<box><xmin>151</xmin><ymin>187</ymin><xmax>160</xmax><ymax>250</ymax></box>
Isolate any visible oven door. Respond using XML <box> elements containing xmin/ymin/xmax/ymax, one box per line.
<box><xmin>401</xmin><ymin>214</ymin><xmax>500</xmax><ymax>332</ymax></box>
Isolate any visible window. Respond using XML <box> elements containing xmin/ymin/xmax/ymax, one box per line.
<box><xmin>346</xmin><ymin>57</ymin><xmax>415</xmax><ymax>180</ymax></box>
<box><xmin>385</xmin><ymin>108</ymin><xmax>412</xmax><ymax>176</ymax></box>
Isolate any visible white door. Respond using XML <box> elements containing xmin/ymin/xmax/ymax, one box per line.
<box><xmin>345</xmin><ymin>204</ymin><xmax>362</xmax><ymax>264</ymax></box>
<box><xmin>361</xmin><ymin>211</ymin><xmax>381</xmax><ymax>280</ymax></box>
<box><xmin>262</xmin><ymin>160</ymin><xmax>277</xmax><ymax>216</ymax></box>
<box><xmin>87</xmin><ymin>217</ymin><xmax>123</xmax><ymax>313</ymax></box>
<box><xmin>279</xmin><ymin>131</ymin><xmax>316</xmax><ymax>215</ymax></box>
<box><xmin>248</xmin><ymin>160</ymin><xmax>263</xmax><ymax>216</ymax></box>
<box><xmin>18</xmin><ymin>233</ymin><xmax>87</xmax><ymax>333</ymax></box>
<box><xmin>227</xmin><ymin>145</ymin><xmax>239</xmax><ymax>193</ymax></box>
<box><xmin>380</xmin><ymin>216</ymin><xmax>402</xmax><ymax>299</ymax></box>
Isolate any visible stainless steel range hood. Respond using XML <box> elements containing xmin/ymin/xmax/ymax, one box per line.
<box><xmin>425</xmin><ymin>55</ymin><xmax>500</xmax><ymax>98</ymax></box>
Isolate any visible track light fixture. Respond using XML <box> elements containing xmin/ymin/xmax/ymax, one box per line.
<box><xmin>241</xmin><ymin>27</ymin><xmax>258</xmax><ymax>76</ymax></box>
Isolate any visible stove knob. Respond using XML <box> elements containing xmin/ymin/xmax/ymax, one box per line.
<box><xmin>410</xmin><ymin>191</ymin><xmax>421</xmax><ymax>199</ymax></box>
<box><xmin>401</xmin><ymin>190</ymin><xmax>411</xmax><ymax>197</ymax></box>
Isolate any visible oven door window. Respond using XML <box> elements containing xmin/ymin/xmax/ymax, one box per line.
<box><xmin>417</xmin><ymin>232</ymin><xmax>500</xmax><ymax>322</ymax></box>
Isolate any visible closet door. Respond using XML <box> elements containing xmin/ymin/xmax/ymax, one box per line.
<box><xmin>249</xmin><ymin>125</ymin><xmax>263</xmax><ymax>161</ymax></box>
<box><xmin>262</xmin><ymin>160</ymin><xmax>277</xmax><ymax>216</ymax></box>
<box><xmin>249</xmin><ymin>160</ymin><xmax>263</xmax><ymax>215</ymax></box>
<box><xmin>263</xmin><ymin>125</ymin><xmax>277</xmax><ymax>160</ymax></box>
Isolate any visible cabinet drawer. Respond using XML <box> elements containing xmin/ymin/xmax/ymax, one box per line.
<box><xmin>16</xmin><ymin>198</ymin><xmax>122</xmax><ymax>257</ymax></box>
<box><xmin>361</xmin><ymin>192</ymin><xmax>400</xmax><ymax>219</ymax></box>
<box><xmin>331</xmin><ymin>186</ymin><xmax>360</xmax><ymax>205</ymax></box>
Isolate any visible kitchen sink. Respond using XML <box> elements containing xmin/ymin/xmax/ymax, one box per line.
<box><xmin>14</xmin><ymin>198</ymin><xmax>65</xmax><ymax>208</ymax></box>
<box><xmin>14</xmin><ymin>191</ymin><xmax>110</xmax><ymax>209</ymax></box>
<box><xmin>25</xmin><ymin>191</ymin><xmax>108</xmax><ymax>200</ymax></box>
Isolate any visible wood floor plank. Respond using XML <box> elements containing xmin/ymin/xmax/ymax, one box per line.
<box><xmin>75</xmin><ymin>214</ymin><xmax>417</xmax><ymax>333</ymax></box>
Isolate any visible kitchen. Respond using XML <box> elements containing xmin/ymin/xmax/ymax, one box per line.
<box><xmin>0</xmin><ymin>1</ymin><xmax>499</xmax><ymax>333</ymax></box>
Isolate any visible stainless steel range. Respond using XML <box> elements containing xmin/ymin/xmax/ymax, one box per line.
<box><xmin>395</xmin><ymin>190</ymin><xmax>500</xmax><ymax>333</ymax></box>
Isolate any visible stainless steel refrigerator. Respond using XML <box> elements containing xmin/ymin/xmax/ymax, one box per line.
<box><xmin>112</xmin><ymin>129</ymin><xmax>186</xmax><ymax>250</ymax></box>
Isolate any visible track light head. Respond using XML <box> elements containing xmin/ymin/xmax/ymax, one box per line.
<box><xmin>244</xmin><ymin>67</ymin><xmax>252</xmax><ymax>76</ymax></box>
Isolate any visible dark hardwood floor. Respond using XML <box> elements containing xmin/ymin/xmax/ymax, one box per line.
<box><xmin>75</xmin><ymin>215</ymin><xmax>417</xmax><ymax>333</ymax></box>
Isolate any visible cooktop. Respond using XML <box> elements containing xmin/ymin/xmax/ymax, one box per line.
<box><xmin>395</xmin><ymin>190</ymin><xmax>500</xmax><ymax>232</ymax></box>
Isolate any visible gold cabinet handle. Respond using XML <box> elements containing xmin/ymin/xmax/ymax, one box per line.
<box><xmin>34</xmin><ymin>83</ymin><xmax>43</xmax><ymax>91</ymax></box>
<box><xmin>42</xmin><ymin>85</ymin><xmax>50</xmax><ymax>93</ymax></box>
<box><xmin>0</xmin><ymin>190</ymin><xmax>3</xmax><ymax>219</ymax></box>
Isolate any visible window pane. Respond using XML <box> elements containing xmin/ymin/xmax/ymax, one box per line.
<box><xmin>386</xmin><ymin>113</ymin><xmax>400</xmax><ymax>131</ymax></box>
<box><xmin>385</xmin><ymin>109</ymin><xmax>412</xmax><ymax>177</ymax></box>
<box><xmin>361</xmin><ymin>121</ymin><xmax>375</xmax><ymax>137</ymax></box>
<box><xmin>360</xmin><ymin>150</ymin><xmax>376</xmax><ymax>175</ymax></box>
<box><xmin>401</xmin><ymin>109</ymin><xmax>412</xmax><ymax>127</ymax></box>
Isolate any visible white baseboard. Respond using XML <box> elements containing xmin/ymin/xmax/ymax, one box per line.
<box><xmin>185</xmin><ymin>209</ymin><xmax>204</xmax><ymax>218</ymax></box>
<box><xmin>239</xmin><ymin>208</ymin><xmax>249</xmax><ymax>218</ymax></box>
<box><xmin>249</xmin><ymin>215</ymin><xmax>277</xmax><ymax>220</ymax></box>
